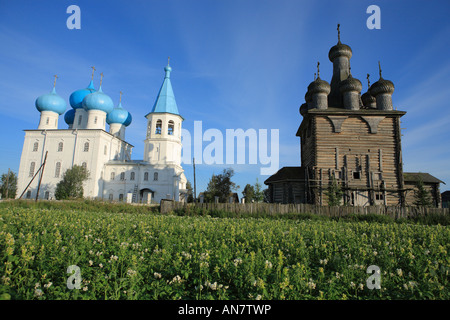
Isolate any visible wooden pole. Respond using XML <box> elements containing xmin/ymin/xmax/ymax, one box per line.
<box><xmin>35</xmin><ymin>151</ymin><xmax>48</xmax><ymax>202</ymax></box>
<box><xmin>193</xmin><ymin>157</ymin><xmax>197</xmax><ymax>203</ymax></box>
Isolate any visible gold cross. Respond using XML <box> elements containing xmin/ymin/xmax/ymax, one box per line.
<box><xmin>100</xmin><ymin>72</ymin><xmax>104</xmax><ymax>87</ymax></box>
<box><xmin>91</xmin><ymin>66</ymin><xmax>96</xmax><ymax>80</ymax></box>
<box><xmin>53</xmin><ymin>75</ymin><xmax>58</xmax><ymax>87</ymax></box>
<box><xmin>119</xmin><ymin>91</ymin><xmax>123</xmax><ymax>103</ymax></box>
<box><xmin>168</xmin><ymin>56</ymin><xmax>170</xmax><ymax>65</ymax></box>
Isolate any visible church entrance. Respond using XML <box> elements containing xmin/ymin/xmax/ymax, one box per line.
<box><xmin>140</xmin><ymin>188</ymin><xmax>154</xmax><ymax>204</ymax></box>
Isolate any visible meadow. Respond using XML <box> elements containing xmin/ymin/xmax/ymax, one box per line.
<box><xmin>0</xmin><ymin>200</ymin><xmax>448</xmax><ymax>300</ymax></box>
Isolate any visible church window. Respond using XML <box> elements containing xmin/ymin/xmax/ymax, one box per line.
<box><xmin>147</xmin><ymin>121</ymin><xmax>151</xmax><ymax>138</ymax></box>
<box><xmin>120</xmin><ymin>172</ymin><xmax>125</xmax><ymax>181</ymax></box>
<box><xmin>156</xmin><ymin>120</ymin><xmax>162</xmax><ymax>134</ymax></box>
<box><xmin>168</xmin><ymin>120</ymin><xmax>174</xmax><ymax>135</ymax></box>
<box><xmin>58</xmin><ymin>142</ymin><xmax>63</xmax><ymax>152</ymax></box>
<box><xmin>154</xmin><ymin>172</ymin><xmax>158</xmax><ymax>181</ymax></box>
<box><xmin>29</xmin><ymin>162</ymin><xmax>36</xmax><ymax>177</ymax></box>
<box><xmin>119</xmin><ymin>194</ymin><xmax>124</xmax><ymax>202</ymax></box>
<box><xmin>353</xmin><ymin>171</ymin><xmax>361</xmax><ymax>179</ymax></box>
<box><xmin>82</xmin><ymin>162</ymin><xmax>87</xmax><ymax>170</ymax></box>
<box><xmin>144</xmin><ymin>172</ymin><xmax>148</xmax><ymax>181</ymax></box>
<box><xmin>109</xmin><ymin>193</ymin><xmax>113</xmax><ymax>201</ymax></box>
<box><xmin>104</xmin><ymin>145</ymin><xmax>107</xmax><ymax>155</ymax></box>
<box><xmin>44</xmin><ymin>191</ymin><xmax>50</xmax><ymax>200</ymax></box>
<box><xmin>55</xmin><ymin>162</ymin><xmax>61</xmax><ymax>178</ymax></box>
<box><xmin>26</xmin><ymin>190</ymin><xmax>31</xmax><ymax>199</ymax></box>
<box><xmin>130</xmin><ymin>172</ymin><xmax>135</xmax><ymax>181</ymax></box>
<box><xmin>375</xmin><ymin>193</ymin><xmax>384</xmax><ymax>201</ymax></box>
<box><xmin>111</xmin><ymin>172</ymin><xmax>115</xmax><ymax>180</ymax></box>
<box><xmin>33</xmin><ymin>142</ymin><xmax>38</xmax><ymax>152</ymax></box>
<box><xmin>78</xmin><ymin>115</ymin><xmax>82</xmax><ymax>126</ymax></box>
<box><xmin>84</xmin><ymin>142</ymin><xmax>89</xmax><ymax>152</ymax></box>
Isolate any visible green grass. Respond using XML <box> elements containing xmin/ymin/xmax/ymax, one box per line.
<box><xmin>0</xmin><ymin>202</ymin><xmax>448</xmax><ymax>300</ymax></box>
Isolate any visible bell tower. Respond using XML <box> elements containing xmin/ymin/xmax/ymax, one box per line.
<box><xmin>144</xmin><ymin>60</ymin><xmax>183</xmax><ymax>167</ymax></box>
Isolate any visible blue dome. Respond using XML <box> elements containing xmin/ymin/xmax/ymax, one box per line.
<box><xmin>69</xmin><ymin>80</ymin><xmax>96</xmax><ymax>109</ymax></box>
<box><xmin>64</xmin><ymin>108</ymin><xmax>76</xmax><ymax>125</ymax></box>
<box><xmin>107</xmin><ymin>102</ymin><xmax>130</xmax><ymax>125</ymax></box>
<box><xmin>123</xmin><ymin>111</ymin><xmax>132</xmax><ymax>127</ymax></box>
<box><xmin>82</xmin><ymin>87</ymin><xmax>114</xmax><ymax>114</ymax></box>
<box><xmin>35</xmin><ymin>87</ymin><xmax>67</xmax><ymax>115</ymax></box>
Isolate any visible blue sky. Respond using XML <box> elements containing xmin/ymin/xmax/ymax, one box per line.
<box><xmin>1</xmin><ymin>0</ymin><xmax>450</xmax><ymax>196</ymax></box>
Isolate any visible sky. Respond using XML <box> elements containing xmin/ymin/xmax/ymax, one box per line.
<box><xmin>1</xmin><ymin>0</ymin><xmax>450</xmax><ymax>196</ymax></box>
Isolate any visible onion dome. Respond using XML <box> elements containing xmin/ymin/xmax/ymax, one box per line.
<box><xmin>328</xmin><ymin>24</ymin><xmax>352</xmax><ymax>61</ymax></box>
<box><xmin>69</xmin><ymin>80</ymin><xmax>96</xmax><ymax>109</ymax></box>
<box><xmin>82</xmin><ymin>86</ymin><xmax>114</xmax><ymax>114</ymax></box>
<box><xmin>35</xmin><ymin>86</ymin><xmax>67</xmax><ymax>115</ymax></box>
<box><xmin>299</xmin><ymin>103</ymin><xmax>308</xmax><ymax>116</ymax></box>
<box><xmin>307</xmin><ymin>76</ymin><xmax>331</xmax><ymax>95</ymax></box>
<box><xmin>369</xmin><ymin>78</ymin><xmax>394</xmax><ymax>96</ymax></box>
<box><xmin>107</xmin><ymin>102</ymin><xmax>130</xmax><ymax>125</ymax></box>
<box><xmin>369</xmin><ymin>62</ymin><xmax>394</xmax><ymax>97</ymax></box>
<box><xmin>64</xmin><ymin>108</ymin><xmax>76</xmax><ymax>125</ymax></box>
<box><xmin>339</xmin><ymin>73</ymin><xmax>362</xmax><ymax>93</ymax></box>
<box><xmin>361</xmin><ymin>91</ymin><xmax>376</xmax><ymax>108</ymax></box>
<box><xmin>123</xmin><ymin>112</ymin><xmax>132</xmax><ymax>127</ymax></box>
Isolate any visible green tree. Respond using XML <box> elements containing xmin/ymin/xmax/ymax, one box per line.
<box><xmin>413</xmin><ymin>178</ymin><xmax>433</xmax><ymax>207</ymax></box>
<box><xmin>55</xmin><ymin>165</ymin><xmax>89</xmax><ymax>200</ymax></box>
<box><xmin>0</xmin><ymin>170</ymin><xmax>17</xmax><ymax>199</ymax></box>
<box><xmin>253</xmin><ymin>178</ymin><xmax>264</xmax><ymax>203</ymax></box>
<box><xmin>205</xmin><ymin>168</ymin><xmax>238</xmax><ymax>203</ymax></box>
<box><xmin>325</xmin><ymin>177</ymin><xmax>343</xmax><ymax>206</ymax></box>
<box><xmin>186</xmin><ymin>180</ymin><xmax>194</xmax><ymax>203</ymax></box>
<box><xmin>242</xmin><ymin>184</ymin><xmax>255</xmax><ymax>202</ymax></box>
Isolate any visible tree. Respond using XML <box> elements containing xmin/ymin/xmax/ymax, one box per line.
<box><xmin>55</xmin><ymin>165</ymin><xmax>89</xmax><ymax>200</ymax></box>
<box><xmin>413</xmin><ymin>178</ymin><xmax>433</xmax><ymax>207</ymax></box>
<box><xmin>205</xmin><ymin>168</ymin><xmax>238</xmax><ymax>203</ymax></box>
<box><xmin>186</xmin><ymin>180</ymin><xmax>194</xmax><ymax>203</ymax></box>
<box><xmin>0</xmin><ymin>170</ymin><xmax>17</xmax><ymax>199</ymax></box>
<box><xmin>263</xmin><ymin>188</ymin><xmax>270</xmax><ymax>203</ymax></box>
<box><xmin>242</xmin><ymin>184</ymin><xmax>255</xmax><ymax>202</ymax></box>
<box><xmin>325</xmin><ymin>176</ymin><xmax>343</xmax><ymax>206</ymax></box>
<box><xmin>253</xmin><ymin>178</ymin><xmax>264</xmax><ymax>203</ymax></box>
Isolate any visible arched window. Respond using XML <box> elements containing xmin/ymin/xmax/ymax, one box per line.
<box><xmin>55</xmin><ymin>162</ymin><xmax>61</xmax><ymax>178</ymax></box>
<box><xmin>147</xmin><ymin>121</ymin><xmax>151</xmax><ymax>138</ymax></box>
<box><xmin>33</xmin><ymin>142</ymin><xmax>38</xmax><ymax>152</ymax></box>
<box><xmin>29</xmin><ymin>162</ymin><xmax>35</xmax><ymax>177</ymax></box>
<box><xmin>58</xmin><ymin>142</ymin><xmax>63</xmax><ymax>152</ymax></box>
<box><xmin>154</xmin><ymin>172</ymin><xmax>158</xmax><ymax>181</ymax></box>
<box><xmin>84</xmin><ymin>142</ymin><xmax>89</xmax><ymax>152</ymax></box>
<box><xmin>78</xmin><ymin>115</ymin><xmax>82</xmax><ymax>126</ymax></box>
<box><xmin>168</xmin><ymin>120</ymin><xmax>174</xmax><ymax>135</ymax></box>
<box><xmin>104</xmin><ymin>145</ymin><xmax>107</xmax><ymax>155</ymax></box>
<box><xmin>120</xmin><ymin>172</ymin><xmax>125</xmax><ymax>181</ymax></box>
<box><xmin>109</xmin><ymin>194</ymin><xmax>113</xmax><ymax>201</ymax></box>
<box><xmin>82</xmin><ymin>162</ymin><xmax>87</xmax><ymax>170</ymax></box>
<box><xmin>144</xmin><ymin>172</ymin><xmax>149</xmax><ymax>181</ymax></box>
<box><xmin>155</xmin><ymin>120</ymin><xmax>162</xmax><ymax>134</ymax></box>
<box><xmin>130</xmin><ymin>172</ymin><xmax>135</xmax><ymax>181</ymax></box>
<box><xmin>111</xmin><ymin>172</ymin><xmax>115</xmax><ymax>180</ymax></box>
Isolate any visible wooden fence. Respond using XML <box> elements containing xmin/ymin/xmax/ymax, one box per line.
<box><xmin>160</xmin><ymin>200</ymin><xmax>449</xmax><ymax>219</ymax></box>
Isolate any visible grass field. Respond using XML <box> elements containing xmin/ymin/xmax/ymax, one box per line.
<box><xmin>0</xmin><ymin>200</ymin><xmax>448</xmax><ymax>300</ymax></box>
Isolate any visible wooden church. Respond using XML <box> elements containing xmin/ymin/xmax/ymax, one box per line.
<box><xmin>264</xmin><ymin>25</ymin><xmax>444</xmax><ymax>207</ymax></box>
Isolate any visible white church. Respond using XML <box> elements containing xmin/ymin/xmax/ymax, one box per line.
<box><xmin>16</xmin><ymin>63</ymin><xmax>188</xmax><ymax>203</ymax></box>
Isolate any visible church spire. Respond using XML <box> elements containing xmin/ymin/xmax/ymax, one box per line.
<box><xmin>146</xmin><ymin>61</ymin><xmax>180</xmax><ymax>116</ymax></box>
